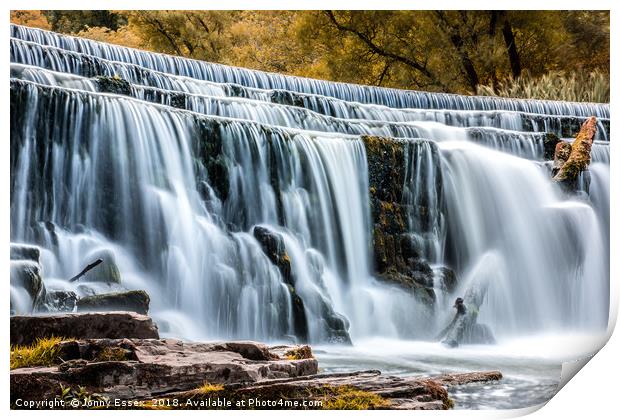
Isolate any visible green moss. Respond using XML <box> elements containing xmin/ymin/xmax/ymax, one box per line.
<box><xmin>94</xmin><ymin>346</ymin><xmax>131</xmax><ymax>362</ymax></box>
<box><xmin>10</xmin><ymin>336</ymin><xmax>68</xmax><ymax>369</ymax></box>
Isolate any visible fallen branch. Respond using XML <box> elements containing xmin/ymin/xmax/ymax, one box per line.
<box><xmin>68</xmin><ymin>259</ymin><xmax>103</xmax><ymax>282</ymax></box>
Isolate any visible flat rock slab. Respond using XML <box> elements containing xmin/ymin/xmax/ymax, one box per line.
<box><xmin>10</xmin><ymin>335</ymin><xmax>502</xmax><ymax>410</ymax></box>
<box><xmin>171</xmin><ymin>369</ymin><xmax>503</xmax><ymax>410</ymax></box>
<box><xmin>10</xmin><ymin>312</ymin><xmax>159</xmax><ymax>346</ymax></box>
<box><xmin>10</xmin><ymin>339</ymin><xmax>318</xmax><ymax>403</ymax></box>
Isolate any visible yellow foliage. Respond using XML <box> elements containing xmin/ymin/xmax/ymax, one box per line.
<box><xmin>10</xmin><ymin>10</ymin><xmax>51</xmax><ymax>30</ymax></box>
<box><xmin>196</xmin><ymin>382</ymin><xmax>225</xmax><ymax>394</ymax></box>
<box><xmin>10</xmin><ymin>336</ymin><xmax>67</xmax><ymax>369</ymax></box>
<box><xmin>320</xmin><ymin>386</ymin><xmax>389</xmax><ymax>410</ymax></box>
<box><xmin>284</xmin><ymin>345</ymin><xmax>313</xmax><ymax>360</ymax></box>
<box><xmin>76</xmin><ymin>26</ymin><xmax>145</xmax><ymax>50</ymax></box>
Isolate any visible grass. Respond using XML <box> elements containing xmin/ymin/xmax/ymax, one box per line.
<box><xmin>477</xmin><ymin>70</ymin><xmax>609</xmax><ymax>103</ymax></box>
<box><xmin>320</xmin><ymin>386</ymin><xmax>390</xmax><ymax>410</ymax></box>
<box><xmin>195</xmin><ymin>382</ymin><xmax>225</xmax><ymax>394</ymax></box>
<box><xmin>10</xmin><ymin>336</ymin><xmax>67</xmax><ymax>369</ymax></box>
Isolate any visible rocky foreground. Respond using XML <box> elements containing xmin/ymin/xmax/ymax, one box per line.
<box><xmin>10</xmin><ymin>312</ymin><xmax>502</xmax><ymax>410</ymax></box>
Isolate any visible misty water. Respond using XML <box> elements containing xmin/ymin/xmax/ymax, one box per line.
<box><xmin>9</xmin><ymin>24</ymin><xmax>610</xmax><ymax>409</ymax></box>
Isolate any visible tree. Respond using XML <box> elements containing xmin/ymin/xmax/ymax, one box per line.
<box><xmin>10</xmin><ymin>10</ymin><xmax>51</xmax><ymax>30</ymax></box>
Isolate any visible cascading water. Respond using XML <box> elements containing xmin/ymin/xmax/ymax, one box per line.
<box><xmin>10</xmin><ymin>23</ymin><xmax>610</xmax><ymax>118</ymax></box>
<box><xmin>439</xmin><ymin>142</ymin><xmax>608</xmax><ymax>334</ymax></box>
<box><xmin>10</xmin><ymin>23</ymin><xmax>609</xmax><ymax>367</ymax></box>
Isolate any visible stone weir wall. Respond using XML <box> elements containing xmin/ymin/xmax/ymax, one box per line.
<box><xmin>362</xmin><ymin>136</ymin><xmax>452</xmax><ymax>308</ymax></box>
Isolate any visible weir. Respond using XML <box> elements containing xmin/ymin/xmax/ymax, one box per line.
<box><xmin>11</xmin><ymin>23</ymin><xmax>610</xmax><ymax>117</ymax></box>
<box><xmin>10</xmin><ymin>25</ymin><xmax>610</xmax><ymax>346</ymax></box>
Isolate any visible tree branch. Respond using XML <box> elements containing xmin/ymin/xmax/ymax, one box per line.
<box><xmin>324</xmin><ymin>11</ymin><xmax>442</xmax><ymax>88</ymax></box>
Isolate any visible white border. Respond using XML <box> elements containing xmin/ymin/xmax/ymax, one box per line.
<box><xmin>3</xmin><ymin>2</ymin><xmax>617</xmax><ymax>420</ymax></box>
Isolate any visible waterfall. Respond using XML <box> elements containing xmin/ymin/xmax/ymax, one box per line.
<box><xmin>439</xmin><ymin>142</ymin><xmax>608</xmax><ymax>333</ymax></box>
<box><xmin>10</xmin><ymin>25</ymin><xmax>610</xmax><ymax>345</ymax></box>
<box><xmin>11</xmin><ymin>23</ymin><xmax>610</xmax><ymax>117</ymax></box>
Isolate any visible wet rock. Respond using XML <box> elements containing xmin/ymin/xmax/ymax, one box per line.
<box><xmin>76</xmin><ymin>290</ymin><xmax>150</xmax><ymax>315</ymax></box>
<box><xmin>270</xmin><ymin>90</ymin><xmax>306</xmax><ymax>108</ymax></box>
<box><xmin>76</xmin><ymin>284</ymin><xmax>97</xmax><ymax>297</ymax></box>
<box><xmin>10</xmin><ymin>339</ymin><xmax>317</xmax><ymax>402</ymax></box>
<box><xmin>10</xmin><ymin>312</ymin><xmax>159</xmax><ymax>346</ymax></box>
<box><xmin>377</xmin><ymin>270</ymin><xmax>436</xmax><ymax>308</ymax></box>
<box><xmin>401</xmin><ymin>235</ymin><xmax>423</xmax><ymax>261</ymax></box>
<box><xmin>253</xmin><ymin>226</ymin><xmax>292</xmax><ymax>284</ymax></box>
<box><xmin>363</xmin><ymin>135</ymin><xmax>438</xmax><ymax>308</ymax></box>
<box><xmin>436</xmin><ymin>278</ymin><xmax>495</xmax><ymax>347</ymax></box>
<box><xmin>79</xmin><ymin>248</ymin><xmax>121</xmax><ymax>284</ymax></box>
<box><xmin>434</xmin><ymin>266</ymin><xmax>458</xmax><ymax>294</ymax></box>
<box><xmin>10</xmin><ymin>243</ymin><xmax>40</xmax><ymax>263</ymax></box>
<box><xmin>10</xmin><ymin>260</ymin><xmax>46</xmax><ymax>312</ymax></box>
<box><xmin>95</xmin><ymin>75</ymin><xmax>131</xmax><ymax>96</ymax></box>
<box><xmin>42</xmin><ymin>290</ymin><xmax>78</xmax><ymax>312</ymax></box>
<box><xmin>253</xmin><ymin>225</ymin><xmax>308</xmax><ymax>342</ymax></box>
<box><xmin>542</xmin><ymin>133</ymin><xmax>561</xmax><ymax>161</ymax></box>
<box><xmin>316</xmin><ymin>299</ymin><xmax>352</xmax><ymax>345</ymax></box>
<box><xmin>253</xmin><ymin>225</ymin><xmax>351</xmax><ymax>344</ymax></box>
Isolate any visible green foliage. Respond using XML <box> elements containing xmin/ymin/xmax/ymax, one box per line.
<box><xmin>477</xmin><ymin>70</ymin><xmax>609</xmax><ymax>103</ymax></box>
<box><xmin>58</xmin><ymin>385</ymin><xmax>109</xmax><ymax>408</ymax></box>
<box><xmin>10</xmin><ymin>336</ymin><xmax>66</xmax><ymax>369</ymax></box>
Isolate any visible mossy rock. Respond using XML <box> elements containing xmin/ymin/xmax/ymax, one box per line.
<box><xmin>76</xmin><ymin>290</ymin><xmax>150</xmax><ymax>315</ymax></box>
<box><xmin>95</xmin><ymin>75</ymin><xmax>131</xmax><ymax>96</ymax></box>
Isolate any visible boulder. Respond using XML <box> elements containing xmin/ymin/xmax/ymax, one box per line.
<box><xmin>10</xmin><ymin>260</ymin><xmax>46</xmax><ymax>311</ymax></box>
<box><xmin>42</xmin><ymin>290</ymin><xmax>78</xmax><ymax>312</ymax></box>
<box><xmin>76</xmin><ymin>290</ymin><xmax>150</xmax><ymax>315</ymax></box>
<box><xmin>10</xmin><ymin>243</ymin><xmax>40</xmax><ymax>263</ymax></box>
<box><xmin>10</xmin><ymin>312</ymin><xmax>159</xmax><ymax>346</ymax></box>
<box><xmin>78</xmin><ymin>248</ymin><xmax>121</xmax><ymax>284</ymax></box>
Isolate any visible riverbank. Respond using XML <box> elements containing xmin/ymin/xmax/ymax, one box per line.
<box><xmin>10</xmin><ymin>312</ymin><xmax>503</xmax><ymax>410</ymax></box>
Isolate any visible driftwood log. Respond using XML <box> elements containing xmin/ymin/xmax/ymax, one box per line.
<box><xmin>553</xmin><ymin>116</ymin><xmax>597</xmax><ymax>188</ymax></box>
